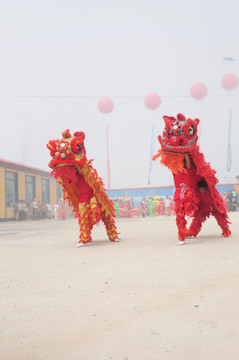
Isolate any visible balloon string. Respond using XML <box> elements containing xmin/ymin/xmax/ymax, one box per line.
<box><xmin>147</xmin><ymin>125</ymin><xmax>155</xmax><ymax>185</ymax></box>
<box><xmin>227</xmin><ymin>109</ymin><xmax>232</xmax><ymax>172</ymax></box>
<box><xmin>106</xmin><ymin>125</ymin><xmax>110</xmax><ymax>189</ymax></box>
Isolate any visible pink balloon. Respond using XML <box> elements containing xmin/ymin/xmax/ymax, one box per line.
<box><xmin>144</xmin><ymin>93</ymin><xmax>161</xmax><ymax>110</ymax></box>
<box><xmin>190</xmin><ymin>83</ymin><xmax>208</xmax><ymax>100</ymax></box>
<box><xmin>98</xmin><ymin>98</ymin><xmax>114</xmax><ymax>114</ymax></box>
<box><xmin>221</xmin><ymin>73</ymin><xmax>239</xmax><ymax>91</ymax></box>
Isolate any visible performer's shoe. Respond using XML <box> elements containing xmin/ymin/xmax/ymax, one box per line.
<box><xmin>76</xmin><ymin>242</ymin><xmax>86</xmax><ymax>248</ymax></box>
<box><xmin>114</xmin><ymin>239</ymin><xmax>120</xmax><ymax>242</ymax></box>
<box><xmin>178</xmin><ymin>240</ymin><xmax>185</xmax><ymax>246</ymax></box>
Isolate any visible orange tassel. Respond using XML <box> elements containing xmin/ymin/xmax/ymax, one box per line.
<box><xmin>153</xmin><ymin>149</ymin><xmax>187</xmax><ymax>174</ymax></box>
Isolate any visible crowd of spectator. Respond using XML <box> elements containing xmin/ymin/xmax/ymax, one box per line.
<box><xmin>114</xmin><ymin>190</ymin><xmax>239</xmax><ymax>219</ymax></box>
<box><xmin>14</xmin><ymin>199</ymin><xmax>52</xmax><ymax>220</ymax></box>
<box><xmin>53</xmin><ymin>199</ymin><xmax>67</xmax><ymax>220</ymax></box>
<box><xmin>14</xmin><ymin>190</ymin><xmax>238</xmax><ymax>221</ymax></box>
<box><xmin>114</xmin><ymin>196</ymin><xmax>175</xmax><ymax>218</ymax></box>
<box><xmin>140</xmin><ymin>196</ymin><xmax>175</xmax><ymax>217</ymax></box>
<box><xmin>14</xmin><ymin>198</ymin><xmax>69</xmax><ymax>221</ymax></box>
<box><xmin>223</xmin><ymin>190</ymin><xmax>239</xmax><ymax>212</ymax></box>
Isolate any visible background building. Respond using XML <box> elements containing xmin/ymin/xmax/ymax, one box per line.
<box><xmin>0</xmin><ymin>159</ymin><xmax>61</xmax><ymax>220</ymax></box>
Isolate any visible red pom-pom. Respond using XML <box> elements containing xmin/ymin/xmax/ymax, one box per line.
<box><xmin>177</xmin><ymin>113</ymin><xmax>186</xmax><ymax>121</ymax></box>
<box><xmin>62</xmin><ymin>129</ymin><xmax>71</xmax><ymax>138</ymax></box>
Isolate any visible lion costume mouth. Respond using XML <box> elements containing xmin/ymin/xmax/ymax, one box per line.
<box><xmin>159</xmin><ymin>134</ymin><xmax>198</xmax><ymax>153</ymax></box>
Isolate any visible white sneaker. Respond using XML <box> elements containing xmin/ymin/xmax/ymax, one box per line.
<box><xmin>75</xmin><ymin>242</ymin><xmax>86</xmax><ymax>248</ymax></box>
<box><xmin>114</xmin><ymin>239</ymin><xmax>120</xmax><ymax>242</ymax></box>
<box><xmin>178</xmin><ymin>241</ymin><xmax>185</xmax><ymax>246</ymax></box>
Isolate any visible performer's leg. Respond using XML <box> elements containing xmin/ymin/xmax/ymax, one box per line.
<box><xmin>101</xmin><ymin>211</ymin><xmax>120</xmax><ymax>242</ymax></box>
<box><xmin>189</xmin><ymin>211</ymin><xmax>208</xmax><ymax>237</ymax></box>
<box><xmin>176</xmin><ymin>190</ymin><xmax>200</xmax><ymax>244</ymax></box>
<box><xmin>89</xmin><ymin>196</ymin><xmax>101</xmax><ymax>225</ymax></box>
<box><xmin>213</xmin><ymin>211</ymin><xmax>231</xmax><ymax>237</ymax></box>
<box><xmin>77</xmin><ymin>203</ymin><xmax>93</xmax><ymax>244</ymax></box>
<box><xmin>175</xmin><ymin>202</ymin><xmax>189</xmax><ymax>243</ymax></box>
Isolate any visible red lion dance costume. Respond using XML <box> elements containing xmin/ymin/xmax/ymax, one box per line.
<box><xmin>153</xmin><ymin>113</ymin><xmax>231</xmax><ymax>245</ymax></box>
<box><xmin>47</xmin><ymin>129</ymin><xmax>119</xmax><ymax>247</ymax></box>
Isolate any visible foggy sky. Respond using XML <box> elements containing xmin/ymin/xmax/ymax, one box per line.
<box><xmin>0</xmin><ymin>0</ymin><xmax>239</xmax><ymax>189</ymax></box>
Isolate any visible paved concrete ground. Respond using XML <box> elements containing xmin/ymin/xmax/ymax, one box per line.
<box><xmin>0</xmin><ymin>212</ymin><xmax>239</xmax><ymax>360</ymax></box>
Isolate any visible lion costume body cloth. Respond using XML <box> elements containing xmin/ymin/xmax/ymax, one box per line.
<box><xmin>153</xmin><ymin>113</ymin><xmax>231</xmax><ymax>243</ymax></box>
<box><xmin>47</xmin><ymin>129</ymin><xmax>119</xmax><ymax>244</ymax></box>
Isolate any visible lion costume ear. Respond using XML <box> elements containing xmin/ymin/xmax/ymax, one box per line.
<box><xmin>188</xmin><ymin>118</ymin><xmax>199</xmax><ymax>126</ymax></box>
<box><xmin>47</xmin><ymin>140</ymin><xmax>57</xmax><ymax>157</ymax></box>
<box><xmin>163</xmin><ymin>115</ymin><xmax>177</xmax><ymax>124</ymax></box>
<box><xmin>73</xmin><ymin>131</ymin><xmax>85</xmax><ymax>139</ymax></box>
<box><xmin>163</xmin><ymin>116</ymin><xmax>170</xmax><ymax>126</ymax></box>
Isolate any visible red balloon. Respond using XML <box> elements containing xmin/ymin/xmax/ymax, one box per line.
<box><xmin>190</xmin><ymin>83</ymin><xmax>208</xmax><ymax>100</ymax></box>
<box><xmin>98</xmin><ymin>98</ymin><xmax>114</xmax><ymax>114</ymax></box>
<box><xmin>221</xmin><ymin>73</ymin><xmax>239</xmax><ymax>91</ymax></box>
<box><xmin>144</xmin><ymin>93</ymin><xmax>161</xmax><ymax>110</ymax></box>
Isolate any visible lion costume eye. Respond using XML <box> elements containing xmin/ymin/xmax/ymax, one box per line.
<box><xmin>70</xmin><ymin>137</ymin><xmax>84</xmax><ymax>154</ymax></box>
<box><xmin>189</xmin><ymin>125</ymin><xmax>195</xmax><ymax>136</ymax></box>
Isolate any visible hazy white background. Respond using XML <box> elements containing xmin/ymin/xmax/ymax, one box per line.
<box><xmin>0</xmin><ymin>0</ymin><xmax>238</xmax><ymax>189</ymax></box>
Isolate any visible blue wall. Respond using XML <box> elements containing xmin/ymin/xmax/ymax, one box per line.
<box><xmin>107</xmin><ymin>184</ymin><xmax>235</xmax><ymax>205</ymax></box>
